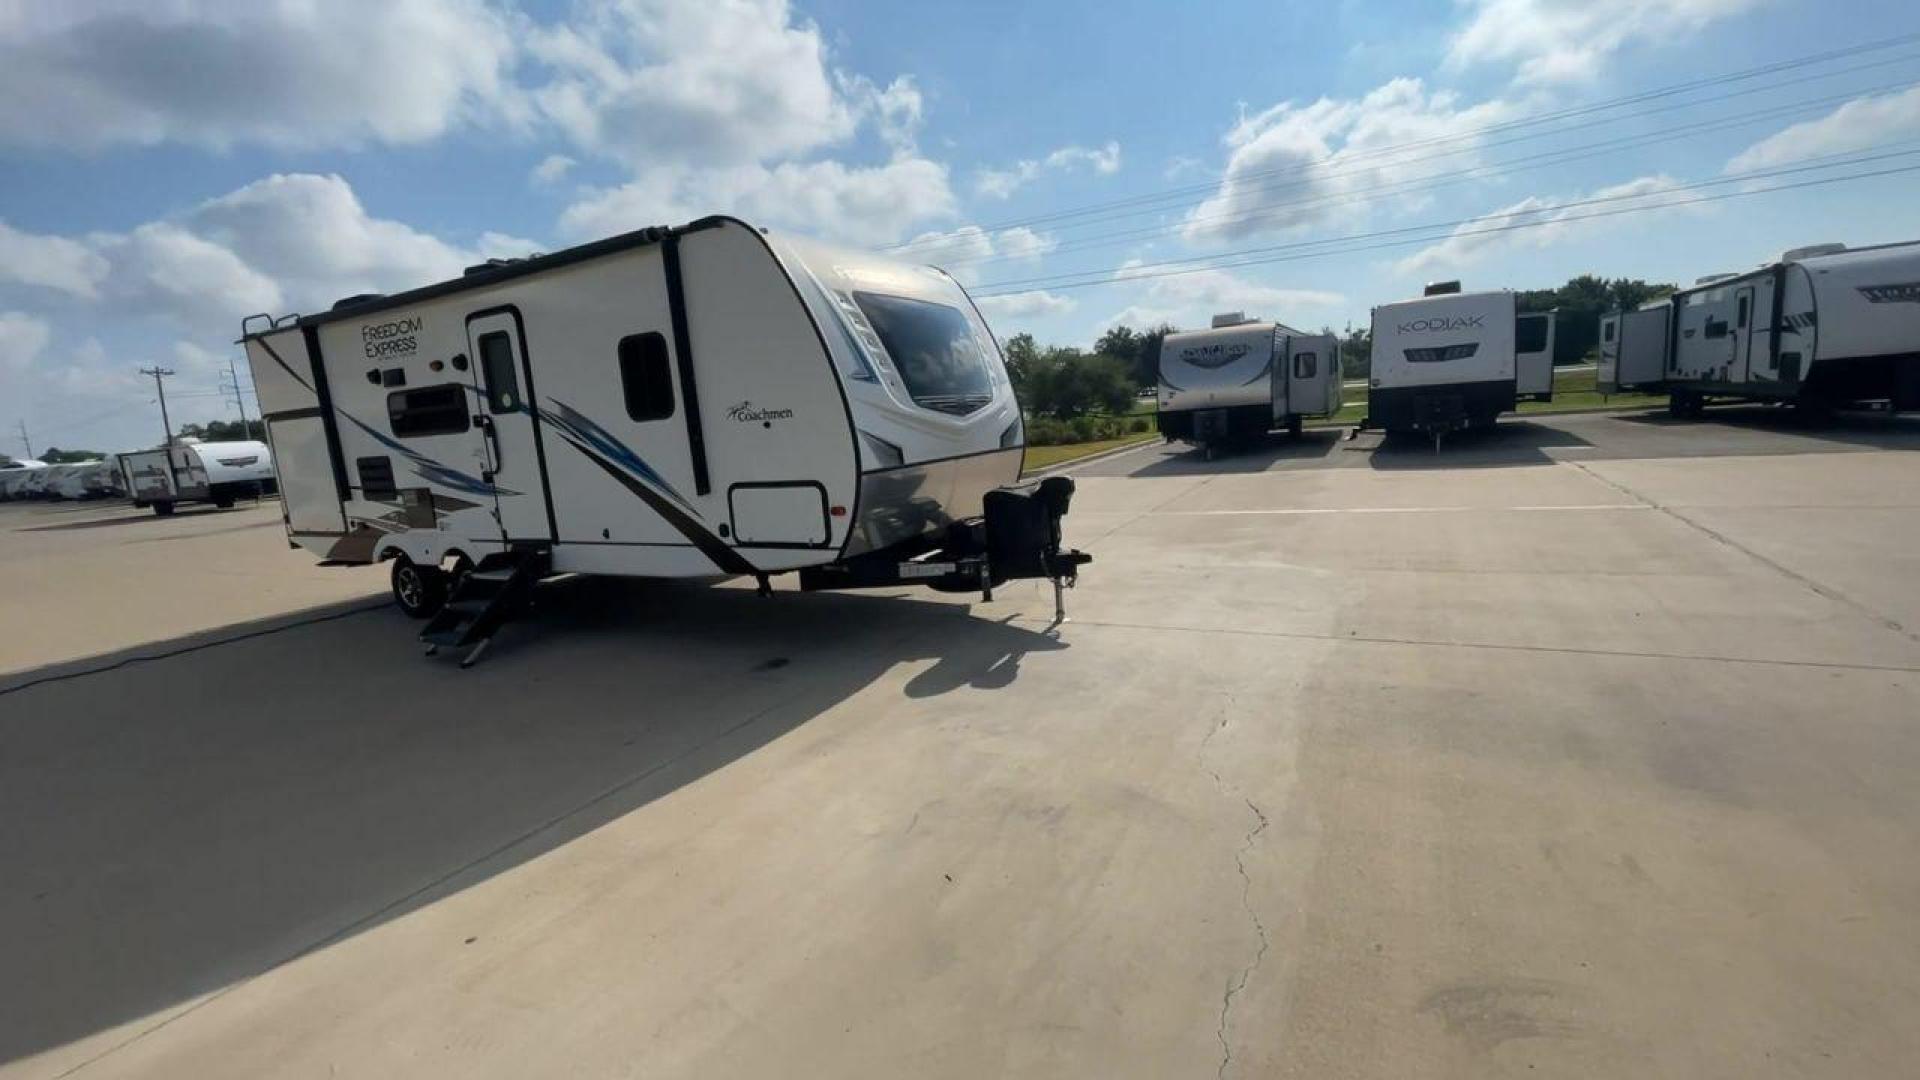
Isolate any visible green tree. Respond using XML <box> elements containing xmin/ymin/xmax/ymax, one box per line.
<box><xmin>38</xmin><ymin>447</ymin><xmax>106</xmax><ymax>463</ymax></box>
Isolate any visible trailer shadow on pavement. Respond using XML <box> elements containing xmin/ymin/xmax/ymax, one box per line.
<box><xmin>1615</xmin><ymin>404</ymin><xmax>1920</xmax><ymax>453</ymax></box>
<box><xmin>0</xmin><ymin>579</ymin><xmax>1066</xmax><ymax>1069</ymax></box>
<box><xmin>11</xmin><ymin>503</ymin><xmax>257</xmax><ymax>532</ymax></box>
<box><xmin>1122</xmin><ymin>428</ymin><xmax>1347</xmax><ymax>477</ymax></box>
<box><xmin>1363</xmin><ymin>419</ymin><xmax>1597</xmax><ymax>470</ymax></box>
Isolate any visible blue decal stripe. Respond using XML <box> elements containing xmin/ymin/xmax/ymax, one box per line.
<box><xmin>336</xmin><ymin>410</ymin><xmax>513</xmax><ymax>498</ymax></box>
<box><xmin>539</xmin><ymin>401</ymin><xmax>698</xmax><ymax>515</ymax></box>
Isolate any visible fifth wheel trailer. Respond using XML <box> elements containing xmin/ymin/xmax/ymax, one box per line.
<box><xmin>241</xmin><ymin>215</ymin><xmax>1090</xmax><ymax>665</ymax></box>
<box><xmin>116</xmin><ymin>441</ymin><xmax>275</xmax><ymax>515</ymax></box>
<box><xmin>1599</xmin><ymin>240</ymin><xmax>1920</xmax><ymax>416</ymax></box>
<box><xmin>1364</xmin><ymin>283</ymin><xmax>1556</xmax><ymax>445</ymax></box>
<box><xmin>1155</xmin><ymin>313</ymin><xmax>1341</xmax><ymax>457</ymax></box>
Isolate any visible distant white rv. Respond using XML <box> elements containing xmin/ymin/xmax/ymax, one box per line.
<box><xmin>117</xmin><ymin>440</ymin><xmax>275</xmax><ymax>515</ymax></box>
<box><xmin>1599</xmin><ymin>240</ymin><xmax>1920</xmax><ymax>416</ymax></box>
<box><xmin>1365</xmin><ymin>283</ymin><xmax>1556</xmax><ymax>445</ymax></box>
<box><xmin>1155</xmin><ymin>314</ymin><xmax>1341</xmax><ymax>457</ymax></box>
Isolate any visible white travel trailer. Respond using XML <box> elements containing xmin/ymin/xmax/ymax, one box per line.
<box><xmin>0</xmin><ymin>460</ymin><xmax>49</xmax><ymax>500</ymax></box>
<box><xmin>117</xmin><ymin>440</ymin><xmax>275</xmax><ymax>515</ymax></box>
<box><xmin>47</xmin><ymin>459</ymin><xmax>122</xmax><ymax>499</ymax></box>
<box><xmin>1365</xmin><ymin>283</ymin><xmax>1556</xmax><ymax>445</ymax></box>
<box><xmin>1155</xmin><ymin>313</ymin><xmax>1340</xmax><ymax>457</ymax></box>
<box><xmin>1599</xmin><ymin>241</ymin><xmax>1920</xmax><ymax>416</ymax></box>
<box><xmin>240</xmin><ymin>216</ymin><xmax>1090</xmax><ymax>665</ymax></box>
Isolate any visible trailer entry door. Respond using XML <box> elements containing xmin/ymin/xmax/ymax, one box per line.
<box><xmin>467</xmin><ymin>308</ymin><xmax>554</xmax><ymax>543</ymax></box>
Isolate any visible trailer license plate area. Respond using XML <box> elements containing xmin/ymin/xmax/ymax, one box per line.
<box><xmin>899</xmin><ymin>561</ymin><xmax>957</xmax><ymax>579</ymax></box>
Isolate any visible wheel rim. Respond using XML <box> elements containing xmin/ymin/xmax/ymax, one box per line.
<box><xmin>396</xmin><ymin>565</ymin><xmax>423</xmax><ymax>608</ymax></box>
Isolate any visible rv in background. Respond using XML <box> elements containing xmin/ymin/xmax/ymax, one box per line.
<box><xmin>48</xmin><ymin>459</ymin><xmax>122</xmax><ymax>499</ymax></box>
<box><xmin>1155</xmin><ymin>313</ymin><xmax>1341</xmax><ymax>458</ymax></box>
<box><xmin>117</xmin><ymin>440</ymin><xmax>275</xmax><ymax>516</ymax></box>
<box><xmin>1600</xmin><ymin>240</ymin><xmax>1920</xmax><ymax>417</ymax></box>
<box><xmin>241</xmin><ymin>215</ymin><xmax>1090</xmax><ymax>666</ymax></box>
<box><xmin>0</xmin><ymin>459</ymin><xmax>49</xmax><ymax>501</ymax></box>
<box><xmin>1365</xmin><ymin>282</ymin><xmax>1556</xmax><ymax>446</ymax></box>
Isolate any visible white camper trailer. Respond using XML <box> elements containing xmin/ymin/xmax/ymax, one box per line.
<box><xmin>117</xmin><ymin>441</ymin><xmax>275</xmax><ymax>515</ymax></box>
<box><xmin>1599</xmin><ymin>240</ymin><xmax>1920</xmax><ymax>416</ymax></box>
<box><xmin>1365</xmin><ymin>283</ymin><xmax>1557</xmax><ymax>446</ymax></box>
<box><xmin>1155</xmin><ymin>313</ymin><xmax>1341</xmax><ymax>457</ymax></box>
<box><xmin>48</xmin><ymin>459</ymin><xmax>121</xmax><ymax>499</ymax></box>
<box><xmin>0</xmin><ymin>460</ymin><xmax>49</xmax><ymax>501</ymax></box>
<box><xmin>240</xmin><ymin>216</ymin><xmax>1091</xmax><ymax>665</ymax></box>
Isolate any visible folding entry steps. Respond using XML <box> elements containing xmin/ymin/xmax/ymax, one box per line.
<box><xmin>421</xmin><ymin>548</ymin><xmax>551</xmax><ymax>668</ymax></box>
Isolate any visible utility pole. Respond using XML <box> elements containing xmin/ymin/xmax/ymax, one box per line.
<box><xmin>138</xmin><ymin>366</ymin><xmax>176</xmax><ymax>447</ymax></box>
<box><xmin>14</xmin><ymin>419</ymin><xmax>29</xmax><ymax>459</ymax></box>
<box><xmin>225</xmin><ymin>352</ymin><xmax>251</xmax><ymax>437</ymax></box>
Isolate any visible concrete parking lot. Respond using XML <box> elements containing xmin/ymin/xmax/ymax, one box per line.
<box><xmin>4</xmin><ymin>407</ymin><xmax>1919</xmax><ymax>1079</ymax></box>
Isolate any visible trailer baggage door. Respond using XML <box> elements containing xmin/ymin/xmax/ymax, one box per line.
<box><xmin>1284</xmin><ymin>334</ymin><xmax>1338</xmax><ymax>417</ymax></box>
<box><xmin>467</xmin><ymin>309</ymin><xmax>553</xmax><ymax>542</ymax></box>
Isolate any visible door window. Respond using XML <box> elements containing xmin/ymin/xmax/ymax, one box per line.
<box><xmin>478</xmin><ymin>331</ymin><xmax>521</xmax><ymax>412</ymax></box>
<box><xmin>1293</xmin><ymin>351</ymin><xmax>1317</xmax><ymax>378</ymax></box>
<box><xmin>1737</xmin><ymin>295</ymin><xmax>1750</xmax><ymax>329</ymax></box>
<box><xmin>618</xmin><ymin>332</ymin><xmax>675</xmax><ymax>421</ymax></box>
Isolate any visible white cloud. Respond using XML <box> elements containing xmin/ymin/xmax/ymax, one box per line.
<box><xmin>897</xmin><ymin>224</ymin><xmax>1057</xmax><ymax>283</ymax></box>
<box><xmin>477</xmin><ymin>231</ymin><xmax>545</xmax><ymax>260</ymax></box>
<box><xmin>0</xmin><ymin>221</ymin><xmax>110</xmax><ymax>298</ymax></box>
<box><xmin>1104</xmin><ymin>261</ymin><xmax>1344</xmax><ymax>330</ymax></box>
<box><xmin>1726</xmin><ymin>86</ymin><xmax>1920</xmax><ymax>172</ymax></box>
<box><xmin>0</xmin><ymin>312</ymin><xmax>51</xmax><ymax>372</ymax></box>
<box><xmin>974</xmin><ymin>290</ymin><xmax>1075</xmax><ymax>319</ymax></box>
<box><xmin>1183</xmin><ymin>79</ymin><xmax>1513</xmax><ymax>244</ymax></box>
<box><xmin>531</xmin><ymin>154</ymin><xmax>578</xmax><ymax>186</ymax></box>
<box><xmin>1446</xmin><ymin>0</ymin><xmax>1759</xmax><ymax>85</ymax></box>
<box><xmin>77</xmin><ymin>173</ymin><xmax>486</xmax><ymax>331</ymax></box>
<box><xmin>561</xmin><ymin>157</ymin><xmax>956</xmax><ymax>248</ymax></box>
<box><xmin>0</xmin><ymin>0</ymin><xmax>518</xmax><ymax>150</ymax></box>
<box><xmin>974</xmin><ymin>140</ymin><xmax>1122</xmax><ymax>198</ymax></box>
<box><xmin>1394</xmin><ymin>174</ymin><xmax>1687</xmax><ymax>274</ymax></box>
<box><xmin>526</xmin><ymin>0</ymin><xmax>907</xmax><ymax>169</ymax></box>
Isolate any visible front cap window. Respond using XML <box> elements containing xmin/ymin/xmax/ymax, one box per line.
<box><xmin>851</xmin><ymin>291</ymin><xmax>996</xmax><ymax>416</ymax></box>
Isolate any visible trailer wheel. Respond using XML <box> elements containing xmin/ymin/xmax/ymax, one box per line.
<box><xmin>391</xmin><ymin>556</ymin><xmax>449</xmax><ymax>619</ymax></box>
<box><xmin>1668</xmin><ymin>390</ymin><xmax>1703</xmax><ymax>420</ymax></box>
<box><xmin>152</xmin><ymin>501</ymin><xmax>175</xmax><ymax>517</ymax></box>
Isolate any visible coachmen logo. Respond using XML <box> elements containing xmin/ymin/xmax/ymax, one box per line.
<box><xmin>1398</xmin><ymin>315</ymin><xmax>1485</xmax><ymax>333</ymax></box>
<box><xmin>1858</xmin><ymin>281</ymin><xmax>1920</xmax><ymax>304</ymax></box>
<box><xmin>1178</xmin><ymin>342</ymin><xmax>1251</xmax><ymax>369</ymax></box>
<box><xmin>727</xmin><ymin>401</ymin><xmax>794</xmax><ymax>424</ymax></box>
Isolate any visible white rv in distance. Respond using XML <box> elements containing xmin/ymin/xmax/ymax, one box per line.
<box><xmin>117</xmin><ymin>440</ymin><xmax>275</xmax><ymax>515</ymax></box>
<box><xmin>0</xmin><ymin>459</ymin><xmax>49</xmax><ymax>501</ymax></box>
<box><xmin>241</xmin><ymin>215</ymin><xmax>1091</xmax><ymax>665</ymax></box>
<box><xmin>1599</xmin><ymin>240</ymin><xmax>1920</xmax><ymax>417</ymax></box>
<box><xmin>1155</xmin><ymin>313</ymin><xmax>1341</xmax><ymax>458</ymax></box>
<box><xmin>1365</xmin><ymin>283</ymin><xmax>1556</xmax><ymax>446</ymax></box>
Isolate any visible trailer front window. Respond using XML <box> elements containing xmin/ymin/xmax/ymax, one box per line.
<box><xmin>851</xmin><ymin>292</ymin><xmax>996</xmax><ymax>416</ymax></box>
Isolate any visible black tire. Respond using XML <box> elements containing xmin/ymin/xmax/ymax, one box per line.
<box><xmin>214</xmin><ymin>496</ymin><xmax>235</xmax><ymax>509</ymax></box>
<box><xmin>152</xmin><ymin>501</ymin><xmax>175</xmax><ymax>517</ymax></box>
<box><xmin>391</xmin><ymin>556</ymin><xmax>448</xmax><ymax>618</ymax></box>
<box><xmin>447</xmin><ymin>554</ymin><xmax>476</xmax><ymax>596</ymax></box>
<box><xmin>1286</xmin><ymin>415</ymin><xmax>1304</xmax><ymax>437</ymax></box>
<box><xmin>1667</xmin><ymin>391</ymin><xmax>1701</xmax><ymax>420</ymax></box>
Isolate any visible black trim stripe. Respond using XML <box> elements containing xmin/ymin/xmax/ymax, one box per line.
<box><xmin>566</xmin><ymin>440</ymin><xmax>756</xmax><ymax>575</ymax></box>
<box><xmin>301</xmin><ymin>324</ymin><xmax>352</xmax><ymax>503</ymax></box>
<box><xmin>861</xmin><ymin>444</ymin><xmax>1023</xmax><ymax>477</ymax></box>
<box><xmin>660</xmin><ymin>233</ymin><xmax>711</xmax><ymax>497</ymax></box>
<box><xmin>264</xmin><ymin>406</ymin><xmax>326</xmax><ymax>422</ymax></box>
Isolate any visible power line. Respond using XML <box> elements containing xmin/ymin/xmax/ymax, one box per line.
<box><xmin>892</xmin><ymin>30</ymin><xmax>1920</xmax><ymax>249</ymax></box>
<box><xmin>972</xmin><ymin>156</ymin><xmax>1920</xmax><ymax>296</ymax></box>
<box><xmin>940</xmin><ymin>78</ymin><xmax>1920</xmax><ymax>272</ymax></box>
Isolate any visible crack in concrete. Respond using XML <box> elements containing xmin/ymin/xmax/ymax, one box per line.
<box><xmin>1216</xmin><ymin>797</ymin><xmax>1270</xmax><ymax>1080</ymax></box>
<box><xmin>1197</xmin><ymin>702</ymin><xmax>1271</xmax><ymax>1080</ymax></box>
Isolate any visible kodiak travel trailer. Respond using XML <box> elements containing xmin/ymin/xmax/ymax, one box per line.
<box><xmin>241</xmin><ymin>216</ymin><xmax>1090</xmax><ymax>665</ymax></box>
<box><xmin>1156</xmin><ymin>314</ymin><xmax>1341</xmax><ymax>457</ymax></box>
<box><xmin>1599</xmin><ymin>241</ymin><xmax>1920</xmax><ymax>416</ymax></box>
<box><xmin>1364</xmin><ymin>283</ymin><xmax>1556</xmax><ymax>448</ymax></box>
<box><xmin>116</xmin><ymin>440</ymin><xmax>275</xmax><ymax>515</ymax></box>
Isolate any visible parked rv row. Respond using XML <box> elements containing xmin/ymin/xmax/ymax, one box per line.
<box><xmin>1155</xmin><ymin>238</ymin><xmax>1919</xmax><ymax>454</ymax></box>
<box><xmin>0</xmin><ymin>441</ymin><xmax>276</xmax><ymax>513</ymax></box>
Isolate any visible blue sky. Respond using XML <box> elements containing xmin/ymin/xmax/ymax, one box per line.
<box><xmin>4</xmin><ymin>0</ymin><xmax>1920</xmax><ymax>453</ymax></box>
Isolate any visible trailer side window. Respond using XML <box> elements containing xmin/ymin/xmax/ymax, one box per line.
<box><xmin>1603</xmin><ymin>322</ymin><xmax>1615</xmax><ymax>343</ymax></box>
<box><xmin>388</xmin><ymin>385</ymin><xmax>471</xmax><ymax>438</ymax></box>
<box><xmin>1737</xmin><ymin>295</ymin><xmax>1750</xmax><ymax>329</ymax></box>
<box><xmin>477</xmin><ymin>331</ymin><xmax>521</xmax><ymax>413</ymax></box>
<box><xmin>1704</xmin><ymin>317</ymin><xmax>1729</xmax><ymax>339</ymax></box>
<box><xmin>1293</xmin><ymin>351</ymin><xmax>1316</xmax><ymax>379</ymax></box>
<box><xmin>619</xmin><ymin>332</ymin><xmax>675</xmax><ymax>421</ymax></box>
<box><xmin>1515</xmin><ymin>314</ymin><xmax>1550</xmax><ymax>353</ymax></box>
